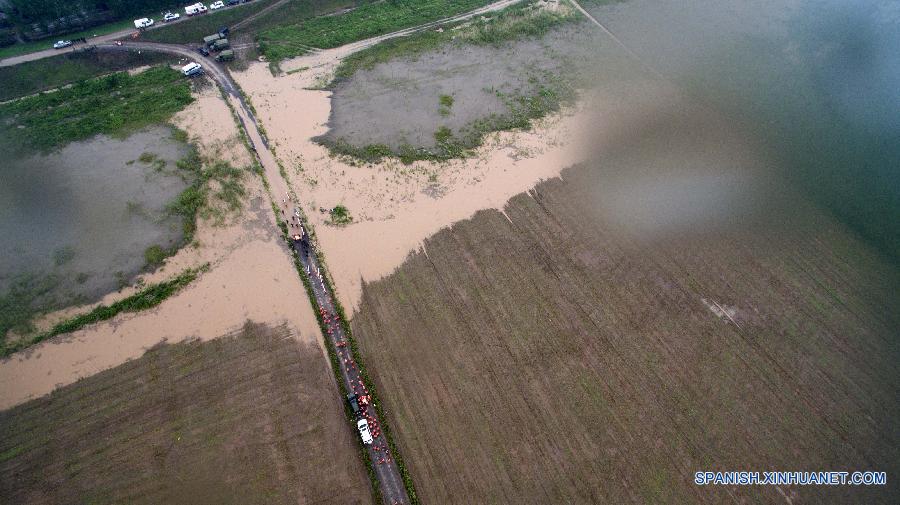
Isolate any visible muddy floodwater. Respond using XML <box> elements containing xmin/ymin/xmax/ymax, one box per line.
<box><xmin>0</xmin><ymin>126</ymin><xmax>191</xmax><ymax>314</ymax></box>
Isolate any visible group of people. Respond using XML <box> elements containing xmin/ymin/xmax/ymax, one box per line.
<box><xmin>298</xmin><ymin>207</ymin><xmax>395</xmax><ymax>468</ymax></box>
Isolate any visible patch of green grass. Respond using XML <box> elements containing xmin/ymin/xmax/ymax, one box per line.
<box><xmin>0</xmin><ymin>265</ymin><xmax>208</xmax><ymax>358</ymax></box>
<box><xmin>0</xmin><ymin>50</ymin><xmax>173</xmax><ymax>102</ymax></box>
<box><xmin>0</xmin><ymin>65</ymin><xmax>193</xmax><ymax>154</ymax></box>
<box><xmin>138</xmin><ymin>151</ymin><xmax>158</xmax><ymax>163</ymax></box>
<box><xmin>329</xmin><ymin>204</ymin><xmax>353</xmax><ymax>225</ymax></box>
<box><xmin>258</xmin><ymin>0</ymin><xmax>498</xmax><ymax>62</ymax></box>
<box><xmin>438</xmin><ymin>94</ymin><xmax>454</xmax><ymax>116</ymax></box>
<box><xmin>167</xmin><ymin>148</ymin><xmax>247</xmax><ymax>236</ymax></box>
<box><xmin>0</xmin><ymin>273</ymin><xmax>61</xmax><ymax>339</ymax></box>
<box><xmin>144</xmin><ymin>245</ymin><xmax>167</xmax><ymax>267</ymax></box>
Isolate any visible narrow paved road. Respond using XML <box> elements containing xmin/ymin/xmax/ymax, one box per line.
<box><xmin>290</xmin><ymin>226</ymin><xmax>411</xmax><ymax>504</ymax></box>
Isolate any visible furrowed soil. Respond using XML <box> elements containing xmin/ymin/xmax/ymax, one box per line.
<box><xmin>350</xmin><ymin>160</ymin><xmax>900</xmax><ymax>500</ymax></box>
<box><xmin>0</xmin><ymin>322</ymin><xmax>372</xmax><ymax>505</ymax></box>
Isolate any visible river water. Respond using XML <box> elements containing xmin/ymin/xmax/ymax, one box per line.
<box><xmin>582</xmin><ymin>0</ymin><xmax>900</xmax><ymax>260</ymax></box>
<box><xmin>0</xmin><ymin>126</ymin><xmax>191</xmax><ymax>319</ymax></box>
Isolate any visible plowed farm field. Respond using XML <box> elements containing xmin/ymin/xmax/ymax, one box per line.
<box><xmin>351</xmin><ymin>162</ymin><xmax>900</xmax><ymax>503</ymax></box>
<box><xmin>0</xmin><ymin>322</ymin><xmax>372</xmax><ymax>505</ymax></box>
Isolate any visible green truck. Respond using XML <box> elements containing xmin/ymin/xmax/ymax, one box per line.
<box><xmin>211</xmin><ymin>38</ymin><xmax>230</xmax><ymax>51</ymax></box>
<box><xmin>215</xmin><ymin>49</ymin><xmax>234</xmax><ymax>62</ymax></box>
<box><xmin>202</xmin><ymin>33</ymin><xmax>223</xmax><ymax>47</ymax></box>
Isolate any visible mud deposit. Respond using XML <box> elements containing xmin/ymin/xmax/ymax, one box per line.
<box><xmin>321</xmin><ymin>23</ymin><xmax>606</xmax><ymax>151</ymax></box>
<box><xmin>0</xmin><ymin>322</ymin><xmax>372</xmax><ymax>505</ymax></box>
<box><xmin>0</xmin><ymin>127</ymin><xmax>191</xmax><ymax>322</ymax></box>
<box><xmin>350</xmin><ymin>165</ymin><xmax>900</xmax><ymax>501</ymax></box>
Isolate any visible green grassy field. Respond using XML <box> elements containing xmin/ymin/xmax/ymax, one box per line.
<box><xmin>0</xmin><ymin>322</ymin><xmax>373</xmax><ymax>505</ymax></box>
<box><xmin>0</xmin><ymin>50</ymin><xmax>173</xmax><ymax>102</ymax></box>
<box><xmin>350</xmin><ymin>161</ymin><xmax>900</xmax><ymax>504</ymax></box>
<box><xmin>0</xmin><ymin>20</ymin><xmax>135</xmax><ymax>60</ymax></box>
<box><xmin>0</xmin><ymin>65</ymin><xmax>193</xmax><ymax>153</ymax></box>
<box><xmin>258</xmin><ymin>0</ymin><xmax>499</xmax><ymax>61</ymax></box>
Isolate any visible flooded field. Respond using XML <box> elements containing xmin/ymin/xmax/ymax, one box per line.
<box><xmin>321</xmin><ymin>22</ymin><xmax>612</xmax><ymax>152</ymax></box>
<box><xmin>0</xmin><ymin>126</ymin><xmax>191</xmax><ymax>330</ymax></box>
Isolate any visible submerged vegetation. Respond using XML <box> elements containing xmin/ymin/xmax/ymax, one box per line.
<box><xmin>167</xmin><ymin>150</ymin><xmax>247</xmax><ymax>234</ymax></box>
<box><xmin>0</xmin><ymin>265</ymin><xmax>208</xmax><ymax>358</ymax></box>
<box><xmin>325</xmin><ymin>74</ymin><xmax>577</xmax><ymax>164</ymax></box>
<box><xmin>320</xmin><ymin>1</ymin><xmax>581</xmax><ymax>163</ymax></box>
<box><xmin>0</xmin><ymin>145</ymin><xmax>246</xmax><ymax>355</ymax></box>
<box><xmin>258</xmin><ymin>0</ymin><xmax>498</xmax><ymax>61</ymax></box>
<box><xmin>0</xmin><ymin>66</ymin><xmax>193</xmax><ymax>153</ymax></box>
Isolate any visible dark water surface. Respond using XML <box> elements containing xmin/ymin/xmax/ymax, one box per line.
<box><xmin>0</xmin><ymin>126</ymin><xmax>191</xmax><ymax>313</ymax></box>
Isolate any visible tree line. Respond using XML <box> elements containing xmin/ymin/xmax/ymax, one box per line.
<box><xmin>6</xmin><ymin>0</ymin><xmax>184</xmax><ymax>26</ymax></box>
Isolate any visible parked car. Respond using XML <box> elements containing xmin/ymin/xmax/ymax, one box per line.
<box><xmin>226</xmin><ymin>0</ymin><xmax>240</xmax><ymax>5</ymax></box>
<box><xmin>133</xmin><ymin>17</ymin><xmax>154</xmax><ymax>29</ymax></box>
<box><xmin>347</xmin><ymin>394</ymin><xmax>361</xmax><ymax>417</ymax></box>
<box><xmin>196</xmin><ymin>46</ymin><xmax>210</xmax><ymax>56</ymax></box>
<box><xmin>163</xmin><ymin>12</ymin><xmax>180</xmax><ymax>22</ymax></box>
<box><xmin>185</xmin><ymin>2</ymin><xmax>208</xmax><ymax>15</ymax></box>
<box><xmin>210</xmin><ymin>1</ymin><xmax>225</xmax><ymax>9</ymax></box>
<box><xmin>181</xmin><ymin>62</ymin><xmax>204</xmax><ymax>76</ymax></box>
<box><xmin>52</xmin><ymin>40</ymin><xmax>73</xmax><ymax>49</ymax></box>
<box><xmin>357</xmin><ymin>419</ymin><xmax>373</xmax><ymax>445</ymax></box>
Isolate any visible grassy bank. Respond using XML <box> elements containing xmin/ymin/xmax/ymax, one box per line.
<box><xmin>258</xmin><ymin>0</ymin><xmax>499</xmax><ymax>61</ymax></box>
<box><xmin>0</xmin><ymin>50</ymin><xmax>173</xmax><ymax>102</ymax></box>
<box><xmin>0</xmin><ymin>65</ymin><xmax>193</xmax><ymax>153</ymax></box>
<box><xmin>1</xmin><ymin>265</ymin><xmax>208</xmax><ymax>358</ymax></box>
<box><xmin>0</xmin><ymin>20</ymin><xmax>135</xmax><ymax>60</ymax></box>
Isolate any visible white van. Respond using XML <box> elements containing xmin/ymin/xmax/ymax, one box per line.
<box><xmin>357</xmin><ymin>419</ymin><xmax>373</xmax><ymax>445</ymax></box>
<box><xmin>185</xmin><ymin>3</ymin><xmax>208</xmax><ymax>15</ymax></box>
<box><xmin>181</xmin><ymin>62</ymin><xmax>203</xmax><ymax>76</ymax></box>
<box><xmin>133</xmin><ymin>18</ymin><xmax>154</xmax><ymax>29</ymax></box>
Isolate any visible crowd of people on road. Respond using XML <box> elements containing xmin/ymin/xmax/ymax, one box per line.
<box><xmin>283</xmin><ymin>193</ymin><xmax>397</xmax><ymax>477</ymax></box>
<box><xmin>321</xmin><ymin>306</ymin><xmax>390</xmax><ymax>466</ymax></box>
